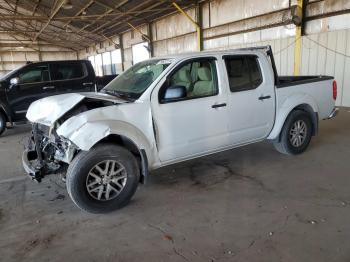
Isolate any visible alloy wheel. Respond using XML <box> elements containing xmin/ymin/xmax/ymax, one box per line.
<box><xmin>289</xmin><ymin>120</ymin><xmax>307</xmax><ymax>147</ymax></box>
<box><xmin>86</xmin><ymin>160</ymin><xmax>127</xmax><ymax>201</ymax></box>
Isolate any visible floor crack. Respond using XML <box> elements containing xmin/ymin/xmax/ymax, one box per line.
<box><xmin>148</xmin><ymin>223</ymin><xmax>189</xmax><ymax>261</ymax></box>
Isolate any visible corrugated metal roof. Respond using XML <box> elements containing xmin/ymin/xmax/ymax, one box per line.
<box><xmin>0</xmin><ymin>0</ymin><xmax>198</xmax><ymax>50</ymax></box>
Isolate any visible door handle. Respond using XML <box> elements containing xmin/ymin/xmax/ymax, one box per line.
<box><xmin>42</xmin><ymin>86</ymin><xmax>55</xmax><ymax>90</ymax></box>
<box><xmin>212</xmin><ymin>103</ymin><xmax>227</xmax><ymax>109</ymax></box>
<box><xmin>83</xmin><ymin>82</ymin><xmax>93</xmax><ymax>86</ymax></box>
<box><xmin>258</xmin><ymin>95</ymin><xmax>271</xmax><ymax>101</ymax></box>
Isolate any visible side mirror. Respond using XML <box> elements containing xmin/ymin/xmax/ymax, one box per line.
<box><xmin>9</xmin><ymin>77</ymin><xmax>19</xmax><ymax>87</ymax></box>
<box><xmin>162</xmin><ymin>85</ymin><xmax>187</xmax><ymax>103</ymax></box>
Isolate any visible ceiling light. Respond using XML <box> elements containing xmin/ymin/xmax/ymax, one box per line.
<box><xmin>62</xmin><ymin>0</ymin><xmax>73</xmax><ymax>10</ymax></box>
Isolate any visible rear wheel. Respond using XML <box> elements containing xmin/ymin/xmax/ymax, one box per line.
<box><xmin>273</xmin><ymin>110</ymin><xmax>313</xmax><ymax>155</ymax></box>
<box><xmin>66</xmin><ymin>144</ymin><xmax>140</xmax><ymax>213</ymax></box>
<box><xmin>0</xmin><ymin>111</ymin><xmax>6</xmax><ymax>136</ymax></box>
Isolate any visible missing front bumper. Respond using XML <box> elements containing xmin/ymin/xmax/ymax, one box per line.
<box><xmin>22</xmin><ymin>149</ymin><xmax>64</xmax><ymax>182</ymax></box>
<box><xmin>22</xmin><ymin>149</ymin><xmax>45</xmax><ymax>182</ymax></box>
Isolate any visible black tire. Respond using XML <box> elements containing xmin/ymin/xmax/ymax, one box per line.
<box><xmin>273</xmin><ymin>110</ymin><xmax>313</xmax><ymax>155</ymax></box>
<box><xmin>0</xmin><ymin>111</ymin><xmax>6</xmax><ymax>136</ymax></box>
<box><xmin>66</xmin><ymin>144</ymin><xmax>140</xmax><ymax>213</ymax></box>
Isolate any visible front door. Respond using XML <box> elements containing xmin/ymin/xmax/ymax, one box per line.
<box><xmin>223</xmin><ymin>55</ymin><xmax>275</xmax><ymax>145</ymax></box>
<box><xmin>151</xmin><ymin>57</ymin><xmax>229</xmax><ymax>163</ymax></box>
<box><xmin>6</xmin><ymin>63</ymin><xmax>54</xmax><ymax>121</ymax></box>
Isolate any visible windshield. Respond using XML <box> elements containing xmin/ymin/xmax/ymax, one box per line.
<box><xmin>102</xmin><ymin>59</ymin><xmax>172</xmax><ymax>100</ymax></box>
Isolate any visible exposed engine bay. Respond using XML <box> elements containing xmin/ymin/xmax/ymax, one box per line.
<box><xmin>24</xmin><ymin>98</ymin><xmax>116</xmax><ymax>182</ymax></box>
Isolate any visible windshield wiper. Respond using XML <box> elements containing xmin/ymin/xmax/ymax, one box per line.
<box><xmin>102</xmin><ymin>89</ymin><xmax>135</xmax><ymax>101</ymax></box>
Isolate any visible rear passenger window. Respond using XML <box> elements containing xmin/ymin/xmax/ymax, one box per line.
<box><xmin>224</xmin><ymin>56</ymin><xmax>262</xmax><ymax>92</ymax></box>
<box><xmin>50</xmin><ymin>63</ymin><xmax>86</xmax><ymax>81</ymax></box>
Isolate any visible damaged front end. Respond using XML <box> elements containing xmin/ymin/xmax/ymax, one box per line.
<box><xmin>22</xmin><ymin>123</ymin><xmax>77</xmax><ymax>182</ymax></box>
<box><xmin>22</xmin><ymin>92</ymin><xmax>134</xmax><ymax>182</ymax></box>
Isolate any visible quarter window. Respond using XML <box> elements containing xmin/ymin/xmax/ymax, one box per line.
<box><xmin>224</xmin><ymin>56</ymin><xmax>262</xmax><ymax>92</ymax></box>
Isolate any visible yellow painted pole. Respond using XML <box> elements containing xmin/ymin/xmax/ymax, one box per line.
<box><xmin>172</xmin><ymin>2</ymin><xmax>202</xmax><ymax>51</ymax></box>
<box><xmin>127</xmin><ymin>22</ymin><xmax>151</xmax><ymax>42</ymax></box>
<box><xmin>294</xmin><ymin>0</ymin><xmax>304</xmax><ymax>76</ymax></box>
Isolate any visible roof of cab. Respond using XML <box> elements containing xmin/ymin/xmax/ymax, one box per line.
<box><xmin>152</xmin><ymin>45</ymin><xmax>271</xmax><ymax>61</ymax></box>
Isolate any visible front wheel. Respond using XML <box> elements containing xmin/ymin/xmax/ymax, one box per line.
<box><xmin>66</xmin><ymin>144</ymin><xmax>140</xmax><ymax>213</ymax></box>
<box><xmin>273</xmin><ymin>110</ymin><xmax>313</xmax><ymax>155</ymax></box>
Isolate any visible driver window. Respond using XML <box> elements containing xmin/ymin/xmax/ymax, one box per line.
<box><xmin>18</xmin><ymin>65</ymin><xmax>50</xmax><ymax>84</ymax></box>
<box><xmin>167</xmin><ymin>58</ymin><xmax>218</xmax><ymax>100</ymax></box>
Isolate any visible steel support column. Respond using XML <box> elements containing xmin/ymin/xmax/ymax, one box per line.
<box><xmin>147</xmin><ymin>23</ymin><xmax>154</xmax><ymax>57</ymax></box>
<box><xmin>119</xmin><ymin>34</ymin><xmax>125</xmax><ymax>72</ymax></box>
<box><xmin>127</xmin><ymin>22</ymin><xmax>153</xmax><ymax>58</ymax></box>
<box><xmin>294</xmin><ymin>0</ymin><xmax>305</xmax><ymax>76</ymax></box>
<box><xmin>172</xmin><ymin>2</ymin><xmax>202</xmax><ymax>51</ymax></box>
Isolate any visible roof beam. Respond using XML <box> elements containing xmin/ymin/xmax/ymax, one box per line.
<box><xmin>63</xmin><ymin>0</ymin><xmax>94</xmax><ymax>27</ymax></box>
<box><xmin>12</xmin><ymin>0</ymin><xmax>18</xmax><ymax>29</ymax></box>
<box><xmin>6</xmin><ymin>22</ymin><xmax>81</xmax><ymax>50</ymax></box>
<box><xmin>76</xmin><ymin>0</ymin><xmax>130</xmax><ymax>33</ymax></box>
<box><xmin>31</xmin><ymin>0</ymin><xmax>41</xmax><ymax>16</ymax></box>
<box><xmin>98</xmin><ymin>1</ymin><xmax>162</xmax><ymax>34</ymax></box>
<box><xmin>33</xmin><ymin>0</ymin><xmax>65</xmax><ymax>41</ymax></box>
<box><xmin>1</xmin><ymin>0</ymin><xmax>15</xmax><ymax>10</ymax></box>
<box><xmin>0</xmin><ymin>1</ymin><xmax>93</xmax><ymax>49</ymax></box>
<box><xmin>91</xmin><ymin>0</ymin><xmax>156</xmax><ymax>34</ymax></box>
<box><xmin>76</xmin><ymin>9</ymin><xmax>112</xmax><ymax>33</ymax></box>
<box><xmin>103</xmin><ymin>2</ymin><xmax>196</xmax><ymax>38</ymax></box>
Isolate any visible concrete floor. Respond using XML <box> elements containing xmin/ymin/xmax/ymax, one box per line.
<box><xmin>0</xmin><ymin>109</ymin><xmax>350</xmax><ymax>262</ymax></box>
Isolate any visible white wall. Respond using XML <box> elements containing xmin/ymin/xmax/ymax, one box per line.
<box><xmin>202</xmin><ymin>29</ymin><xmax>350</xmax><ymax>107</ymax></box>
<box><xmin>0</xmin><ymin>43</ymin><xmax>77</xmax><ymax>77</ymax></box>
<box><xmin>77</xmin><ymin>0</ymin><xmax>350</xmax><ymax>106</ymax></box>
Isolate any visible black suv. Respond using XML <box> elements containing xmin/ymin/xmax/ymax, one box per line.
<box><xmin>0</xmin><ymin>60</ymin><xmax>110</xmax><ymax>136</ymax></box>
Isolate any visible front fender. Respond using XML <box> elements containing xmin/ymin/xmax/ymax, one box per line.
<box><xmin>267</xmin><ymin>93</ymin><xmax>319</xmax><ymax>140</ymax></box>
<box><xmin>57</xmin><ymin>119</ymin><xmax>158</xmax><ymax>167</ymax></box>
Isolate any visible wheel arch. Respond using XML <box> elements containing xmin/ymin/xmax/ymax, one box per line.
<box><xmin>268</xmin><ymin>96</ymin><xmax>319</xmax><ymax>141</ymax></box>
<box><xmin>293</xmin><ymin>104</ymin><xmax>318</xmax><ymax>136</ymax></box>
<box><xmin>95</xmin><ymin>134</ymin><xmax>149</xmax><ymax>184</ymax></box>
<box><xmin>58</xmin><ymin>120</ymin><xmax>155</xmax><ymax>184</ymax></box>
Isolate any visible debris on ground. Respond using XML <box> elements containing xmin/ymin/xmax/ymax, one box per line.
<box><xmin>164</xmin><ymin>234</ymin><xmax>174</xmax><ymax>242</ymax></box>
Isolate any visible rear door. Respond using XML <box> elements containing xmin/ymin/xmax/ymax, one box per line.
<box><xmin>50</xmin><ymin>61</ymin><xmax>94</xmax><ymax>94</ymax></box>
<box><xmin>223</xmin><ymin>55</ymin><xmax>275</xmax><ymax>145</ymax></box>
<box><xmin>6</xmin><ymin>63</ymin><xmax>54</xmax><ymax>120</ymax></box>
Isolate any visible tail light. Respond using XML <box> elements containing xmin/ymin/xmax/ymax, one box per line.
<box><xmin>333</xmin><ymin>80</ymin><xmax>337</xmax><ymax>101</ymax></box>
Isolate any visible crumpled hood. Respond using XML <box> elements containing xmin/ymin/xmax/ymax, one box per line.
<box><xmin>26</xmin><ymin>92</ymin><xmax>124</xmax><ymax>126</ymax></box>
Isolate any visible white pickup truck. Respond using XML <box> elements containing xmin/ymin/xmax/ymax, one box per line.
<box><xmin>23</xmin><ymin>46</ymin><xmax>338</xmax><ymax>213</ymax></box>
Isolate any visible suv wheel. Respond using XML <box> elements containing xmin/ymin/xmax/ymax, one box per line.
<box><xmin>0</xmin><ymin>111</ymin><xmax>6</xmax><ymax>136</ymax></box>
<box><xmin>273</xmin><ymin>110</ymin><xmax>312</xmax><ymax>155</ymax></box>
<box><xmin>66</xmin><ymin>144</ymin><xmax>140</xmax><ymax>213</ymax></box>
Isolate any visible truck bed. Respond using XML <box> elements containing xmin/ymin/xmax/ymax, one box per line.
<box><xmin>275</xmin><ymin>76</ymin><xmax>335</xmax><ymax>121</ymax></box>
<box><xmin>277</xmin><ymin>75</ymin><xmax>334</xmax><ymax>88</ymax></box>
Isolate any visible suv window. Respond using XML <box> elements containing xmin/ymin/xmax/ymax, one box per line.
<box><xmin>50</xmin><ymin>62</ymin><xmax>85</xmax><ymax>81</ymax></box>
<box><xmin>161</xmin><ymin>58</ymin><xmax>218</xmax><ymax>102</ymax></box>
<box><xmin>18</xmin><ymin>65</ymin><xmax>49</xmax><ymax>84</ymax></box>
<box><xmin>224</xmin><ymin>56</ymin><xmax>262</xmax><ymax>92</ymax></box>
